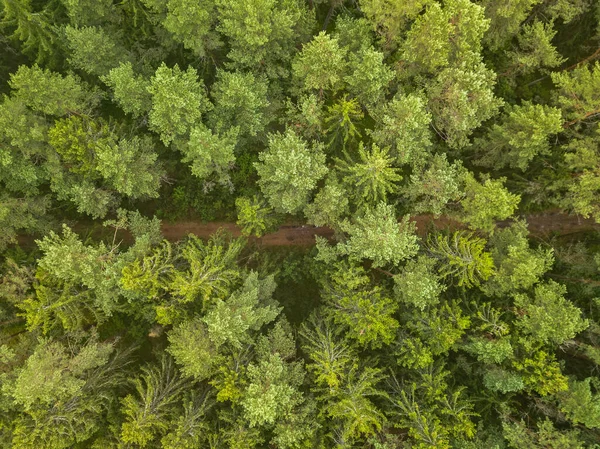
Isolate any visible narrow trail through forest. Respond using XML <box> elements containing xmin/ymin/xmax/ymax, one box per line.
<box><xmin>157</xmin><ymin>210</ymin><xmax>600</xmax><ymax>246</ymax></box>
<box><xmin>15</xmin><ymin>210</ymin><xmax>600</xmax><ymax>248</ymax></box>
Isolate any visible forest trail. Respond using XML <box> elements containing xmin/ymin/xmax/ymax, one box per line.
<box><xmin>158</xmin><ymin>210</ymin><xmax>600</xmax><ymax>246</ymax></box>
<box><xmin>15</xmin><ymin>210</ymin><xmax>600</xmax><ymax>248</ymax></box>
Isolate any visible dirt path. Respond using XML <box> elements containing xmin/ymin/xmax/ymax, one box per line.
<box><xmin>15</xmin><ymin>210</ymin><xmax>600</xmax><ymax>249</ymax></box>
<box><xmin>158</xmin><ymin>210</ymin><xmax>600</xmax><ymax>246</ymax></box>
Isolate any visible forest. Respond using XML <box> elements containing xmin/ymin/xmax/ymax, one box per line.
<box><xmin>1</xmin><ymin>0</ymin><xmax>600</xmax><ymax>448</ymax></box>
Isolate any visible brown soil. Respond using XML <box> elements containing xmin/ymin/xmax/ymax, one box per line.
<box><xmin>158</xmin><ymin>210</ymin><xmax>600</xmax><ymax>246</ymax></box>
<box><xmin>16</xmin><ymin>211</ymin><xmax>600</xmax><ymax>249</ymax></box>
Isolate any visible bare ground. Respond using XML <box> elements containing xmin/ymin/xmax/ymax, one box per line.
<box><xmin>158</xmin><ymin>210</ymin><xmax>600</xmax><ymax>246</ymax></box>
<box><xmin>15</xmin><ymin>211</ymin><xmax>600</xmax><ymax>249</ymax></box>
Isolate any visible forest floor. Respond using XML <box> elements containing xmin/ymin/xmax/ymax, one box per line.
<box><xmin>158</xmin><ymin>210</ymin><xmax>600</xmax><ymax>246</ymax></box>
<box><xmin>15</xmin><ymin>210</ymin><xmax>600</xmax><ymax>248</ymax></box>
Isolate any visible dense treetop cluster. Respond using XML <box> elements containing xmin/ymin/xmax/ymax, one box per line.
<box><xmin>1</xmin><ymin>0</ymin><xmax>600</xmax><ymax>448</ymax></box>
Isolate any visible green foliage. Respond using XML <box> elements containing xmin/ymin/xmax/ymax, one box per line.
<box><xmin>512</xmin><ymin>349</ymin><xmax>569</xmax><ymax>396</ymax></box>
<box><xmin>503</xmin><ymin>418</ymin><xmax>585</xmax><ymax>449</ymax></box>
<box><xmin>167</xmin><ymin>318</ymin><xmax>218</xmax><ymax>380</ymax></box>
<box><xmin>10</xmin><ymin>337</ymin><xmax>113</xmax><ymax>410</ymax></box>
<box><xmin>166</xmin><ymin>234</ymin><xmax>244</xmax><ymax>315</ymax></box>
<box><xmin>428</xmin><ymin>231</ymin><xmax>495</xmax><ymax>288</ymax></box>
<box><xmin>405</xmin><ymin>153</ymin><xmax>464</xmax><ymax>216</ymax></box>
<box><xmin>427</xmin><ymin>61</ymin><xmax>503</xmax><ymax>149</ymax></box>
<box><xmin>336</xmin><ymin>143</ymin><xmax>402</xmax><ymax>209</ymax></box>
<box><xmin>300</xmin><ymin>314</ymin><xmax>354</xmax><ymax>390</ymax></box>
<box><xmin>514</xmin><ymin>280</ymin><xmax>589</xmax><ymax>345</ymax></box>
<box><xmin>401</xmin><ymin>0</ymin><xmax>489</xmax><ymax>74</ymax></box>
<box><xmin>370</xmin><ymin>92</ymin><xmax>433</xmax><ymax>167</ymax></box>
<box><xmin>120</xmin><ymin>357</ymin><xmax>188</xmax><ymax>446</ymax></box>
<box><xmin>241</xmin><ymin>322</ymin><xmax>304</xmax><ymax>427</ymax></box>
<box><xmin>0</xmin><ymin>194</ymin><xmax>51</xmax><ymax>250</ymax></box>
<box><xmin>3</xmin><ymin>3</ymin><xmax>600</xmax><ymax>448</ymax></box>
<box><xmin>552</xmin><ymin>61</ymin><xmax>600</xmax><ymax>125</ymax></box>
<box><xmin>65</xmin><ymin>25</ymin><xmax>130</xmax><ymax>76</ymax></box>
<box><xmin>394</xmin><ymin>256</ymin><xmax>445</xmax><ymax>310</ymax></box>
<box><xmin>163</xmin><ymin>0</ymin><xmax>219</xmax><ymax>57</ymax></box>
<box><xmin>482</xmin><ymin>0</ymin><xmax>539</xmax><ymax>50</ymax></box>
<box><xmin>304</xmin><ymin>174</ymin><xmax>349</xmax><ymax>229</ymax></box>
<box><xmin>175</xmin><ymin>123</ymin><xmax>237</xmax><ymax>184</ymax></box>
<box><xmin>359</xmin><ymin>0</ymin><xmax>433</xmax><ymax>47</ymax></box>
<box><xmin>102</xmin><ymin>62</ymin><xmax>151</xmax><ymax>117</ymax></box>
<box><xmin>203</xmin><ymin>271</ymin><xmax>280</xmax><ymax>348</ymax></box>
<box><xmin>460</xmin><ymin>173</ymin><xmax>520</xmax><ymax>231</ymax></box>
<box><xmin>483</xmin><ymin>221</ymin><xmax>554</xmax><ymax>296</ymax></box>
<box><xmin>324</xmin><ymin>94</ymin><xmax>364</xmax><ymax>150</ymax></box>
<box><xmin>9</xmin><ymin>64</ymin><xmax>93</xmax><ymax>116</ymax></box>
<box><xmin>339</xmin><ymin>202</ymin><xmax>420</xmax><ymax>267</ymax></box>
<box><xmin>292</xmin><ymin>31</ymin><xmax>347</xmax><ymax>94</ymax></box>
<box><xmin>215</xmin><ymin>0</ymin><xmax>312</xmax><ymax>77</ymax></box>
<box><xmin>235</xmin><ymin>195</ymin><xmax>279</xmax><ymax>237</ymax></box>
<box><xmin>344</xmin><ymin>46</ymin><xmax>394</xmax><ymax>106</ymax></box>
<box><xmin>147</xmin><ymin>63</ymin><xmax>211</xmax><ymax>145</ymax></box>
<box><xmin>559</xmin><ymin>129</ymin><xmax>600</xmax><ymax>221</ymax></box>
<box><xmin>0</xmin><ymin>0</ymin><xmax>60</xmax><ymax>64</ymax></box>
<box><xmin>255</xmin><ymin>129</ymin><xmax>328</xmax><ymax>214</ymax></box>
<box><xmin>557</xmin><ymin>377</ymin><xmax>600</xmax><ymax>429</ymax></box>
<box><xmin>209</xmin><ymin>70</ymin><xmax>270</xmax><ymax>137</ymax></box>
<box><xmin>476</xmin><ymin>102</ymin><xmax>563</xmax><ymax>171</ymax></box>
<box><xmin>507</xmin><ymin>20</ymin><xmax>565</xmax><ymax>76</ymax></box>
<box><xmin>322</xmin><ymin>262</ymin><xmax>399</xmax><ymax>348</ymax></box>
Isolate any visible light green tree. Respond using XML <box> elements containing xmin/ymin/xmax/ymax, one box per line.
<box><xmin>304</xmin><ymin>174</ymin><xmax>350</xmax><ymax>230</ymax></box>
<box><xmin>209</xmin><ymin>70</ymin><xmax>270</xmax><ymax>137</ymax></box>
<box><xmin>359</xmin><ymin>0</ymin><xmax>433</xmax><ymax>48</ymax></box>
<box><xmin>506</xmin><ymin>21</ymin><xmax>565</xmax><ymax>76</ymax></box>
<box><xmin>167</xmin><ymin>318</ymin><xmax>219</xmax><ymax>380</ymax></box>
<box><xmin>241</xmin><ymin>322</ymin><xmax>305</xmax><ymax>428</ymax></box>
<box><xmin>481</xmin><ymin>0</ymin><xmax>540</xmax><ymax>50</ymax></box>
<box><xmin>370</xmin><ymin>92</ymin><xmax>433</xmax><ymax>167</ymax></box>
<box><xmin>557</xmin><ymin>377</ymin><xmax>600</xmax><ymax>429</ymax></box>
<box><xmin>102</xmin><ymin>62</ymin><xmax>152</xmax><ymax>117</ymax></box>
<box><xmin>300</xmin><ymin>314</ymin><xmax>355</xmax><ymax>390</ymax></box>
<box><xmin>292</xmin><ymin>31</ymin><xmax>347</xmax><ymax>94</ymax></box>
<box><xmin>475</xmin><ymin>102</ymin><xmax>563</xmax><ymax>171</ymax></box>
<box><xmin>120</xmin><ymin>357</ymin><xmax>188</xmax><ymax>447</ymax></box>
<box><xmin>203</xmin><ymin>272</ymin><xmax>280</xmax><ymax>348</ymax></box>
<box><xmin>404</xmin><ymin>153</ymin><xmax>464</xmax><ymax>216</ymax></box>
<box><xmin>255</xmin><ymin>129</ymin><xmax>328</xmax><ymax>214</ymax></box>
<box><xmin>9</xmin><ymin>64</ymin><xmax>95</xmax><ymax>116</ymax></box>
<box><xmin>394</xmin><ymin>255</ymin><xmax>445</xmax><ymax>310</ymax></box>
<box><xmin>427</xmin><ymin>61</ymin><xmax>502</xmax><ymax>149</ymax></box>
<box><xmin>559</xmin><ymin>130</ymin><xmax>600</xmax><ymax>221</ymax></box>
<box><xmin>339</xmin><ymin>202</ymin><xmax>419</xmax><ymax>267</ymax></box>
<box><xmin>236</xmin><ymin>195</ymin><xmax>280</xmax><ymax>237</ymax></box>
<box><xmin>401</xmin><ymin>0</ymin><xmax>489</xmax><ymax>74</ymax></box>
<box><xmin>460</xmin><ymin>173</ymin><xmax>520</xmax><ymax>232</ymax></box>
<box><xmin>0</xmin><ymin>96</ymin><xmax>49</xmax><ymax>194</ymax></box>
<box><xmin>324</xmin><ymin>95</ymin><xmax>364</xmax><ymax>150</ymax></box>
<box><xmin>147</xmin><ymin>63</ymin><xmax>211</xmax><ymax>145</ymax></box>
<box><xmin>514</xmin><ymin>280</ymin><xmax>589</xmax><ymax>345</ymax></box>
<box><xmin>174</xmin><ymin>124</ymin><xmax>237</xmax><ymax>185</ymax></box>
<box><xmin>322</xmin><ymin>262</ymin><xmax>399</xmax><ymax>348</ymax></box>
<box><xmin>344</xmin><ymin>46</ymin><xmax>394</xmax><ymax>106</ymax></box>
<box><xmin>483</xmin><ymin>222</ymin><xmax>554</xmax><ymax>296</ymax></box>
<box><xmin>215</xmin><ymin>0</ymin><xmax>313</xmax><ymax>77</ymax></box>
<box><xmin>428</xmin><ymin>231</ymin><xmax>495</xmax><ymax>288</ymax></box>
<box><xmin>163</xmin><ymin>0</ymin><xmax>220</xmax><ymax>57</ymax></box>
<box><xmin>64</xmin><ymin>25</ymin><xmax>131</xmax><ymax>77</ymax></box>
<box><xmin>552</xmin><ymin>61</ymin><xmax>600</xmax><ymax>126</ymax></box>
<box><xmin>336</xmin><ymin>143</ymin><xmax>402</xmax><ymax>209</ymax></box>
